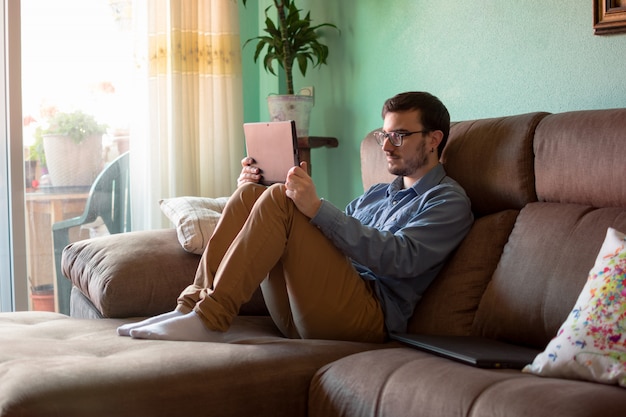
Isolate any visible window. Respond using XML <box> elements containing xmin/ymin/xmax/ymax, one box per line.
<box><xmin>15</xmin><ymin>0</ymin><xmax>135</xmax><ymax>312</ymax></box>
<box><xmin>1</xmin><ymin>0</ymin><xmax>243</xmax><ymax>312</ymax></box>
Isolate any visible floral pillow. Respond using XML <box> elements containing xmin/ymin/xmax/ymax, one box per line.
<box><xmin>523</xmin><ymin>227</ymin><xmax>626</xmax><ymax>387</ymax></box>
<box><xmin>159</xmin><ymin>196</ymin><xmax>229</xmax><ymax>255</ymax></box>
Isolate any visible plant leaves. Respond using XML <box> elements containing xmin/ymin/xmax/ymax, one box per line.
<box><xmin>241</xmin><ymin>0</ymin><xmax>339</xmax><ymax>94</ymax></box>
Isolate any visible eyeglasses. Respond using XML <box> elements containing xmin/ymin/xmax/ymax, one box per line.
<box><xmin>373</xmin><ymin>129</ymin><xmax>431</xmax><ymax>147</ymax></box>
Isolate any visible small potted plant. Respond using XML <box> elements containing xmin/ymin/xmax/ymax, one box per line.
<box><xmin>41</xmin><ymin>110</ymin><xmax>107</xmax><ymax>187</ymax></box>
<box><xmin>242</xmin><ymin>0</ymin><xmax>339</xmax><ymax>136</ymax></box>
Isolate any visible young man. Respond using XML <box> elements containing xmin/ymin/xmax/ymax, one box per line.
<box><xmin>118</xmin><ymin>91</ymin><xmax>473</xmax><ymax>343</ymax></box>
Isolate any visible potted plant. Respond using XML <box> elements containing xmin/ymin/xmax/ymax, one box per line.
<box><xmin>242</xmin><ymin>0</ymin><xmax>338</xmax><ymax>137</ymax></box>
<box><xmin>41</xmin><ymin>110</ymin><xmax>107</xmax><ymax>187</ymax></box>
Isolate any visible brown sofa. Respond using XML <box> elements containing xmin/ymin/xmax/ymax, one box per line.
<box><xmin>1</xmin><ymin>108</ymin><xmax>625</xmax><ymax>417</ymax></box>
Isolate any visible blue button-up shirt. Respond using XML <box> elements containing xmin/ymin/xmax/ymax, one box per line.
<box><xmin>311</xmin><ymin>164</ymin><xmax>473</xmax><ymax>334</ymax></box>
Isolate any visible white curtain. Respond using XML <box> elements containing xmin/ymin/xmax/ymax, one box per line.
<box><xmin>131</xmin><ymin>0</ymin><xmax>244</xmax><ymax>230</ymax></box>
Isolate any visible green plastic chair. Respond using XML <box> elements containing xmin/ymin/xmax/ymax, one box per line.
<box><xmin>52</xmin><ymin>152</ymin><xmax>131</xmax><ymax>315</ymax></box>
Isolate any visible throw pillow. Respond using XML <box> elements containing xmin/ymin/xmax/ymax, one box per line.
<box><xmin>159</xmin><ymin>196</ymin><xmax>229</xmax><ymax>255</ymax></box>
<box><xmin>523</xmin><ymin>227</ymin><xmax>626</xmax><ymax>387</ymax></box>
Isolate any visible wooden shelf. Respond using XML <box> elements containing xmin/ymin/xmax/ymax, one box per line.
<box><xmin>297</xmin><ymin>136</ymin><xmax>339</xmax><ymax>174</ymax></box>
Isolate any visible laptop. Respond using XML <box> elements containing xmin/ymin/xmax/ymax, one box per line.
<box><xmin>243</xmin><ymin>120</ymin><xmax>300</xmax><ymax>186</ymax></box>
<box><xmin>389</xmin><ymin>333</ymin><xmax>541</xmax><ymax>369</ymax></box>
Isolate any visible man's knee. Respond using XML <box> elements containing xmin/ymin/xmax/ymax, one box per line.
<box><xmin>267</xmin><ymin>183</ymin><xmax>286</xmax><ymax>195</ymax></box>
<box><xmin>236</xmin><ymin>182</ymin><xmax>266</xmax><ymax>196</ymax></box>
<box><xmin>263</xmin><ymin>183</ymin><xmax>291</xmax><ymax>208</ymax></box>
<box><xmin>233</xmin><ymin>183</ymin><xmax>267</xmax><ymax>207</ymax></box>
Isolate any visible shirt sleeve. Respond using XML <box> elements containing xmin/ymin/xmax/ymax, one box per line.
<box><xmin>310</xmin><ymin>184</ymin><xmax>473</xmax><ymax>280</ymax></box>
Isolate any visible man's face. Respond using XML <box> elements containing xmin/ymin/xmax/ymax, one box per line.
<box><xmin>381</xmin><ymin>110</ymin><xmax>430</xmax><ymax>178</ymax></box>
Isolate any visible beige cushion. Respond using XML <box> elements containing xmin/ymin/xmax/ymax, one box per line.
<box><xmin>159</xmin><ymin>196</ymin><xmax>229</xmax><ymax>254</ymax></box>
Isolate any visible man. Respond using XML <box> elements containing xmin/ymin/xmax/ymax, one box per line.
<box><xmin>118</xmin><ymin>91</ymin><xmax>473</xmax><ymax>343</ymax></box>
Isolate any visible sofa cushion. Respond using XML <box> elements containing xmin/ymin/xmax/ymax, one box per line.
<box><xmin>159</xmin><ymin>196</ymin><xmax>229</xmax><ymax>254</ymax></box>
<box><xmin>441</xmin><ymin>112</ymin><xmax>548</xmax><ymax>216</ymax></box>
<box><xmin>360</xmin><ymin>112</ymin><xmax>548</xmax><ymax>217</ymax></box>
<box><xmin>523</xmin><ymin>227</ymin><xmax>626</xmax><ymax>387</ymax></box>
<box><xmin>360</xmin><ymin>130</ymin><xmax>396</xmax><ymax>190</ymax></box>
<box><xmin>472</xmin><ymin>203</ymin><xmax>626</xmax><ymax>349</ymax></box>
<box><xmin>309</xmin><ymin>348</ymin><xmax>626</xmax><ymax>417</ymax></box>
<box><xmin>63</xmin><ymin>229</ymin><xmax>199</xmax><ymax>318</ymax></box>
<box><xmin>408</xmin><ymin>209</ymin><xmax>518</xmax><ymax>335</ymax></box>
<box><xmin>0</xmin><ymin>312</ymin><xmax>385</xmax><ymax>417</ymax></box>
<box><xmin>534</xmin><ymin>108</ymin><xmax>626</xmax><ymax>208</ymax></box>
<box><xmin>62</xmin><ymin>229</ymin><xmax>268</xmax><ymax>318</ymax></box>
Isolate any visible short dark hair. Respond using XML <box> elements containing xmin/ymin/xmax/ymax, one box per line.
<box><xmin>381</xmin><ymin>92</ymin><xmax>450</xmax><ymax>156</ymax></box>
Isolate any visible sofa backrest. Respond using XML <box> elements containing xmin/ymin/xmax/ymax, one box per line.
<box><xmin>396</xmin><ymin>108</ymin><xmax>626</xmax><ymax>349</ymax></box>
<box><xmin>359</xmin><ymin>112</ymin><xmax>550</xmax><ymax>338</ymax></box>
<box><xmin>360</xmin><ymin>131</ymin><xmax>395</xmax><ymax>189</ymax></box>
<box><xmin>361</xmin><ymin>112</ymin><xmax>549</xmax><ymax>217</ymax></box>
<box><xmin>471</xmin><ymin>109</ymin><xmax>626</xmax><ymax>348</ymax></box>
<box><xmin>442</xmin><ymin>112</ymin><xmax>549</xmax><ymax>217</ymax></box>
<box><xmin>534</xmin><ymin>108</ymin><xmax>626</xmax><ymax>208</ymax></box>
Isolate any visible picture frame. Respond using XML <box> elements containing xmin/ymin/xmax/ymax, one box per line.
<box><xmin>594</xmin><ymin>0</ymin><xmax>626</xmax><ymax>35</ymax></box>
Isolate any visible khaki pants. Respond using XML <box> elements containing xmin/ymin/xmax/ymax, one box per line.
<box><xmin>177</xmin><ymin>183</ymin><xmax>385</xmax><ymax>343</ymax></box>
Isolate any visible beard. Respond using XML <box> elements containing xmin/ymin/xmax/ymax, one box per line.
<box><xmin>387</xmin><ymin>139</ymin><xmax>429</xmax><ymax>177</ymax></box>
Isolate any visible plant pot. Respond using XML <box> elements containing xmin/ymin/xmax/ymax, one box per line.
<box><xmin>267</xmin><ymin>90</ymin><xmax>314</xmax><ymax>137</ymax></box>
<box><xmin>30</xmin><ymin>284</ymin><xmax>55</xmax><ymax>312</ymax></box>
<box><xmin>24</xmin><ymin>160</ymin><xmax>38</xmax><ymax>190</ymax></box>
<box><xmin>43</xmin><ymin>134</ymin><xmax>103</xmax><ymax>187</ymax></box>
<box><xmin>113</xmin><ymin>136</ymin><xmax>130</xmax><ymax>155</ymax></box>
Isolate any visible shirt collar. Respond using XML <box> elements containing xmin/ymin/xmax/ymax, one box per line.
<box><xmin>386</xmin><ymin>164</ymin><xmax>447</xmax><ymax>197</ymax></box>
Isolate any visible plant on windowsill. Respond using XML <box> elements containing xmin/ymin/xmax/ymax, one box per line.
<box><xmin>241</xmin><ymin>0</ymin><xmax>339</xmax><ymax>137</ymax></box>
<box><xmin>40</xmin><ymin>111</ymin><xmax>107</xmax><ymax>188</ymax></box>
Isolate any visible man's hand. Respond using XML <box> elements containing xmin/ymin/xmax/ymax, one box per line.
<box><xmin>237</xmin><ymin>157</ymin><xmax>261</xmax><ymax>187</ymax></box>
<box><xmin>285</xmin><ymin>162</ymin><xmax>322</xmax><ymax>218</ymax></box>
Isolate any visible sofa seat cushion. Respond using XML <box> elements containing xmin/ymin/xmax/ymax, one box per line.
<box><xmin>0</xmin><ymin>312</ymin><xmax>386</xmax><ymax>417</ymax></box>
<box><xmin>309</xmin><ymin>348</ymin><xmax>626</xmax><ymax>417</ymax></box>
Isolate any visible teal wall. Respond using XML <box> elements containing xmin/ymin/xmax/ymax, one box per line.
<box><xmin>239</xmin><ymin>1</ymin><xmax>260</xmax><ymax>128</ymax></box>
<box><xmin>240</xmin><ymin>1</ymin><xmax>626</xmax><ymax>209</ymax></box>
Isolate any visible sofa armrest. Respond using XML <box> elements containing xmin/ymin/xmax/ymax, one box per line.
<box><xmin>62</xmin><ymin>229</ymin><xmax>268</xmax><ymax>318</ymax></box>
<box><xmin>62</xmin><ymin>229</ymin><xmax>199</xmax><ymax>318</ymax></box>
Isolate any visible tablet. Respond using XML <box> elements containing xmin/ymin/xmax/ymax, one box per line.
<box><xmin>390</xmin><ymin>333</ymin><xmax>540</xmax><ymax>369</ymax></box>
<box><xmin>243</xmin><ymin>121</ymin><xmax>299</xmax><ymax>186</ymax></box>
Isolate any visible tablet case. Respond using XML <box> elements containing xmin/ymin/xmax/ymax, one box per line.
<box><xmin>243</xmin><ymin>121</ymin><xmax>299</xmax><ymax>186</ymax></box>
